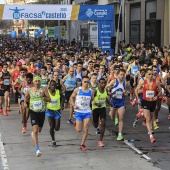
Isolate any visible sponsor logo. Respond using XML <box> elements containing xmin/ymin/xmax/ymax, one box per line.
<box><xmin>86</xmin><ymin>8</ymin><xmax>108</xmax><ymax>18</ymax></box>
<box><xmin>86</xmin><ymin>8</ymin><xmax>93</xmax><ymax>18</ymax></box>
<box><xmin>102</xmin><ymin>41</ymin><xmax>110</xmax><ymax>45</ymax></box>
<box><xmin>102</xmin><ymin>24</ymin><xmax>110</xmax><ymax>28</ymax></box>
<box><xmin>9</xmin><ymin>7</ymin><xmax>67</xmax><ymax>19</ymax></box>
<box><xmin>101</xmin><ymin>30</ymin><xmax>111</xmax><ymax>33</ymax></box>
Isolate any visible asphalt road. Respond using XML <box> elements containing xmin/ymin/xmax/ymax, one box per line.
<box><xmin>106</xmin><ymin>99</ymin><xmax>170</xmax><ymax>170</ymax></box>
<box><xmin>0</xmin><ymin>102</ymin><xmax>160</xmax><ymax>170</ymax></box>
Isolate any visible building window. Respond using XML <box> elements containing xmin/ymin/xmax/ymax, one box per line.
<box><xmin>146</xmin><ymin>0</ymin><xmax>156</xmax><ymax>20</ymax></box>
<box><xmin>130</xmin><ymin>3</ymin><xmax>141</xmax><ymax>44</ymax></box>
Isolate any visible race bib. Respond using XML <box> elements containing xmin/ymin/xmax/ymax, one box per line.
<box><xmin>23</xmin><ymin>87</ymin><xmax>28</xmax><ymax>94</ymax></box>
<box><xmin>41</xmin><ymin>84</ymin><xmax>47</xmax><ymax>87</ymax></box>
<box><xmin>146</xmin><ymin>90</ymin><xmax>154</xmax><ymax>98</ymax></box>
<box><xmin>67</xmin><ymin>85</ymin><xmax>74</xmax><ymax>91</ymax></box>
<box><xmin>59</xmin><ymin>74</ymin><xmax>63</xmax><ymax>80</ymax></box>
<box><xmin>98</xmin><ymin>100</ymin><xmax>105</xmax><ymax>105</ymax></box>
<box><xmin>77</xmin><ymin>97</ymin><xmax>90</xmax><ymax>110</ymax></box>
<box><xmin>116</xmin><ymin>91</ymin><xmax>123</xmax><ymax>99</ymax></box>
<box><xmin>4</xmin><ymin>79</ymin><xmax>10</xmax><ymax>85</ymax></box>
<box><xmin>32</xmin><ymin>100</ymin><xmax>42</xmax><ymax>110</ymax></box>
<box><xmin>50</xmin><ymin>99</ymin><xmax>58</xmax><ymax>106</ymax></box>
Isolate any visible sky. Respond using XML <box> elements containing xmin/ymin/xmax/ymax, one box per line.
<box><xmin>0</xmin><ymin>0</ymin><xmax>5</xmax><ymax>4</ymax></box>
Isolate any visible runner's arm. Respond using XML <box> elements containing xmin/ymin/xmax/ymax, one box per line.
<box><xmin>126</xmin><ymin>65</ymin><xmax>131</xmax><ymax>74</ymax></box>
<box><xmin>70</xmin><ymin>88</ymin><xmax>78</xmax><ymax>107</ymax></box>
<box><xmin>105</xmin><ymin>79</ymin><xmax>115</xmax><ymax>89</ymax></box>
<box><xmin>17</xmin><ymin>83</ymin><xmax>23</xmax><ymax>95</ymax></box>
<box><xmin>24</xmin><ymin>89</ymin><xmax>30</xmax><ymax>104</ymax></box>
<box><xmin>42</xmin><ymin>87</ymin><xmax>51</xmax><ymax>102</ymax></box>
<box><xmin>60</xmin><ymin>80</ymin><xmax>66</xmax><ymax>93</ymax></box>
<box><xmin>156</xmin><ymin>81</ymin><xmax>162</xmax><ymax>98</ymax></box>
<box><xmin>135</xmin><ymin>79</ymin><xmax>144</xmax><ymax>100</ymax></box>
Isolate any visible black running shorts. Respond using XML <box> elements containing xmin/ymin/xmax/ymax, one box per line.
<box><xmin>141</xmin><ymin>100</ymin><xmax>156</xmax><ymax>112</ymax></box>
<box><xmin>29</xmin><ymin>110</ymin><xmax>45</xmax><ymax>127</ymax></box>
<box><xmin>92</xmin><ymin>107</ymin><xmax>106</xmax><ymax>123</ymax></box>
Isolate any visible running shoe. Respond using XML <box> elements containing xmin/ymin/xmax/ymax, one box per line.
<box><xmin>133</xmin><ymin>119</ymin><xmax>138</xmax><ymax>128</ymax></box>
<box><xmin>155</xmin><ymin>119</ymin><xmax>159</xmax><ymax>123</ymax></box>
<box><xmin>73</xmin><ymin>121</ymin><xmax>76</xmax><ymax>127</ymax></box>
<box><xmin>117</xmin><ymin>135</ymin><xmax>124</xmax><ymax>141</ymax></box>
<box><xmin>137</xmin><ymin>110</ymin><xmax>143</xmax><ymax>118</ymax></box>
<box><xmin>142</xmin><ymin>120</ymin><xmax>146</xmax><ymax>126</ymax></box>
<box><xmin>98</xmin><ymin>141</ymin><xmax>105</xmax><ymax>147</ymax></box>
<box><xmin>22</xmin><ymin>127</ymin><xmax>26</xmax><ymax>133</ymax></box>
<box><xmin>96</xmin><ymin>128</ymin><xmax>101</xmax><ymax>134</ymax></box>
<box><xmin>130</xmin><ymin>99</ymin><xmax>133</xmax><ymax>105</ymax></box>
<box><xmin>7</xmin><ymin>107</ymin><xmax>10</xmax><ymax>111</ymax></box>
<box><xmin>150</xmin><ymin>137</ymin><xmax>156</xmax><ymax>143</ymax></box>
<box><xmin>4</xmin><ymin>110</ymin><xmax>8</xmax><ymax>116</ymax></box>
<box><xmin>52</xmin><ymin>141</ymin><xmax>57</xmax><ymax>147</ymax></box>
<box><xmin>0</xmin><ymin>108</ymin><xmax>3</xmax><ymax>115</ymax></box>
<box><xmin>80</xmin><ymin>144</ymin><xmax>87</xmax><ymax>151</ymax></box>
<box><xmin>36</xmin><ymin>150</ymin><xmax>42</xmax><ymax>157</ymax></box>
<box><xmin>154</xmin><ymin>124</ymin><xmax>159</xmax><ymax>130</ymax></box>
<box><xmin>168</xmin><ymin>115</ymin><xmax>170</xmax><ymax>120</ymax></box>
<box><xmin>115</xmin><ymin>118</ymin><xmax>119</xmax><ymax>125</ymax></box>
<box><xmin>130</xmin><ymin>99</ymin><xmax>136</xmax><ymax>107</ymax></box>
<box><xmin>67</xmin><ymin>119</ymin><xmax>73</xmax><ymax>125</ymax></box>
<box><xmin>162</xmin><ymin>96</ymin><xmax>166</xmax><ymax>103</ymax></box>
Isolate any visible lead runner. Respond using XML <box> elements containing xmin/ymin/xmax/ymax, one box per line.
<box><xmin>24</xmin><ymin>76</ymin><xmax>51</xmax><ymax>157</ymax></box>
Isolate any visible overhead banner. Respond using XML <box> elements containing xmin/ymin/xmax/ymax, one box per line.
<box><xmin>98</xmin><ymin>20</ymin><xmax>114</xmax><ymax>54</ymax></box>
<box><xmin>0</xmin><ymin>4</ymin><xmax>114</xmax><ymax>20</ymax></box>
<box><xmin>78</xmin><ymin>5</ymin><xmax>114</xmax><ymax>21</ymax></box>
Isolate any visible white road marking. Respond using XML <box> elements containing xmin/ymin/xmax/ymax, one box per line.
<box><xmin>0</xmin><ymin>133</ymin><xmax>9</xmax><ymax>170</ymax></box>
<box><xmin>124</xmin><ymin>140</ymin><xmax>151</xmax><ymax>161</ymax></box>
<box><xmin>161</xmin><ymin>105</ymin><xmax>168</xmax><ymax>109</ymax></box>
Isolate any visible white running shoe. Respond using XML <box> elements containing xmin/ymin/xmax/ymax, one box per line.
<box><xmin>36</xmin><ymin>150</ymin><xmax>42</xmax><ymax>157</ymax></box>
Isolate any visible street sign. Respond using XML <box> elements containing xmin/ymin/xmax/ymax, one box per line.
<box><xmin>48</xmin><ymin>27</ymin><xmax>55</xmax><ymax>37</ymax></box>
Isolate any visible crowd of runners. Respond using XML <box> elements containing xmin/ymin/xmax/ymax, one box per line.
<box><xmin>0</xmin><ymin>38</ymin><xmax>170</xmax><ymax>157</ymax></box>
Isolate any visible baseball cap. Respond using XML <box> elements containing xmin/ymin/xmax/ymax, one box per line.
<box><xmin>17</xmin><ymin>61</ymin><xmax>22</xmax><ymax>66</ymax></box>
<box><xmin>118</xmin><ymin>56</ymin><xmax>122</xmax><ymax>59</ymax></box>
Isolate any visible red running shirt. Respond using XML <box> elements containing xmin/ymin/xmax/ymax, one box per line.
<box><xmin>142</xmin><ymin>79</ymin><xmax>157</xmax><ymax>101</ymax></box>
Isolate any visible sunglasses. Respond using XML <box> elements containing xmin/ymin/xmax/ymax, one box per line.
<box><xmin>47</xmin><ymin>64</ymin><xmax>51</xmax><ymax>65</ymax></box>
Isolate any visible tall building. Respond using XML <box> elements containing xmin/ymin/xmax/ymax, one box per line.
<box><xmin>96</xmin><ymin>0</ymin><xmax>166</xmax><ymax>47</ymax></box>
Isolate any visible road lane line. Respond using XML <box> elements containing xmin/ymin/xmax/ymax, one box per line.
<box><xmin>0</xmin><ymin>133</ymin><xmax>9</xmax><ymax>170</ymax></box>
<box><xmin>124</xmin><ymin>140</ymin><xmax>152</xmax><ymax>161</ymax></box>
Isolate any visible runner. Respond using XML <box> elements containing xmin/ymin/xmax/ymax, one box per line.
<box><xmin>106</xmin><ymin>69</ymin><xmax>127</xmax><ymax>141</ymax></box>
<box><xmin>18</xmin><ymin>73</ymin><xmax>34</xmax><ymax>133</ymax></box>
<box><xmin>40</xmin><ymin>66</ymin><xmax>48</xmax><ymax>88</ymax></box>
<box><xmin>126</xmin><ymin>56</ymin><xmax>140</xmax><ymax>106</ymax></box>
<box><xmin>24</xmin><ymin>76</ymin><xmax>51</xmax><ymax>157</ymax></box>
<box><xmin>74</xmin><ymin>62</ymin><xmax>84</xmax><ymax>87</ymax></box>
<box><xmin>13</xmin><ymin>67</ymin><xmax>26</xmax><ymax>114</ymax></box>
<box><xmin>70</xmin><ymin>76</ymin><xmax>93</xmax><ymax>151</ymax></box>
<box><xmin>12</xmin><ymin>61</ymin><xmax>23</xmax><ymax>104</ymax></box>
<box><xmin>0</xmin><ymin>63</ymin><xmax>12</xmax><ymax>116</ymax></box>
<box><xmin>46</xmin><ymin>80</ymin><xmax>63</xmax><ymax>147</ymax></box>
<box><xmin>92</xmin><ymin>78</ymin><xmax>112</xmax><ymax>147</ymax></box>
<box><xmin>62</xmin><ymin>67</ymin><xmax>76</xmax><ymax>124</ymax></box>
<box><xmin>135</xmin><ymin>68</ymin><xmax>162</xmax><ymax>143</ymax></box>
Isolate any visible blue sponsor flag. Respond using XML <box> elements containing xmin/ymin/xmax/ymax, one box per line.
<box><xmin>98</xmin><ymin>20</ymin><xmax>114</xmax><ymax>54</ymax></box>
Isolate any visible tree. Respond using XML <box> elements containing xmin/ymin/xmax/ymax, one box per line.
<box><xmin>0</xmin><ymin>20</ymin><xmax>13</xmax><ymax>30</ymax></box>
